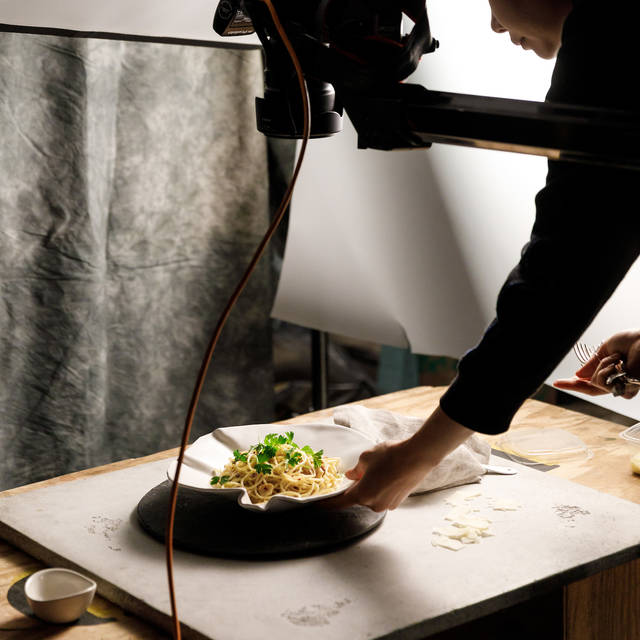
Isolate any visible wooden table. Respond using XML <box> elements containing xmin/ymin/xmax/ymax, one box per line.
<box><xmin>1</xmin><ymin>386</ymin><xmax>639</xmax><ymax>639</ymax></box>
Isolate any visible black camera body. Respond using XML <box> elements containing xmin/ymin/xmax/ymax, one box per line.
<box><xmin>214</xmin><ymin>0</ymin><xmax>437</xmax><ymax>141</ymax></box>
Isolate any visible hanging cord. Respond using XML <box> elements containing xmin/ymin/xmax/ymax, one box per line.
<box><xmin>165</xmin><ymin>1</ymin><xmax>311</xmax><ymax>638</ymax></box>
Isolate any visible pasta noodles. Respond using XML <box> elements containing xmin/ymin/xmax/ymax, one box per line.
<box><xmin>210</xmin><ymin>431</ymin><xmax>343</xmax><ymax>503</ymax></box>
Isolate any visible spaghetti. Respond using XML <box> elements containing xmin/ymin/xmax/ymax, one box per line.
<box><xmin>210</xmin><ymin>431</ymin><xmax>343</xmax><ymax>503</ymax></box>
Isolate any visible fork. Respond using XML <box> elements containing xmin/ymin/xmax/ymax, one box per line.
<box><xmin>573</xmin><ymin>342</ymin><xmax>599</xmax><ymax>366</ymax></box>
<box><xmin>573</xmin><ymin>341</ymin><xmax>640</xmax><ymax>396</ymax></box>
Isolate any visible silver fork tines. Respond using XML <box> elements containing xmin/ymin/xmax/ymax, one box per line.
<box><xmin>573</xmin><ymin>342</ymin><xmax>598</xmax><ymax>365</ymax></box>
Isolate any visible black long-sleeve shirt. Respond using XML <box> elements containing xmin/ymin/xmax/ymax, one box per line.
<box><xmin>439</xmin><ymin>0</ymin><xmax>640</xmax><ymax>434</ymax></box>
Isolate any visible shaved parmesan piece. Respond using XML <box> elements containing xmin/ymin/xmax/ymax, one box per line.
<box><xmin>431</xmin><ymin>535</ymin><xmax>463</xmax><ymax>551</ymax></box>
<box><xmin>444</xmin><ymin>508</ymin><xmax>472</xmax><ymax>522</ymax></box>
<box><xmin>454</xmin><ymin>516</ymin><xmax>491</xmax><ymax>530</ymax></box>
<box><xmin>492</xmin><ymin>498</ymin><xmax>521</xmax><ymax>511</ymax></box>
<box><xmin>433</xmin><ymin>525</ymin><xmax>462</xmax><ymax>537</ymax></box>
<box><xmin>433</xmin><ymin>525</ymin><xmax>473</xmax><ymax>539</ymax></box>
<box><xmin>446</xmin><ymin>488</ymin><xmax>483</xmax><ymax>506</ymax></box>
<box><xmin>460</xmin><ymin>528</ymin><xmax>479</xmax><ymax>542</ymax></box>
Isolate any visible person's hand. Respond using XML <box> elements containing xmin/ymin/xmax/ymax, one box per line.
<box><xmin>326</xmin><ymin>407</ymin><xmax>474</xmax><ymax>512</ymax></box>
<box><xmin>553</xmin><ymin>330</ymin><xmax>640</xmax><ymax>399</ymax></box>
<box><xmin>326</xmin><ymin>438</ymin><xmax>436</xmax><ymax>512</ymax></box>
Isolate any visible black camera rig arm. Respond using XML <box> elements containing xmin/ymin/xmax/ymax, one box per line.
<box><xmin>214</xmin><ymin>0</ymin><xmax>640</xmax><ymax>169</ymax></box>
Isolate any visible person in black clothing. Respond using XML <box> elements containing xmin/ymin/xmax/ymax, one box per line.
<box><xmin>330</xmin><ymin>0</ymin><xmax>640</xmax><ymax>511</ymax></box>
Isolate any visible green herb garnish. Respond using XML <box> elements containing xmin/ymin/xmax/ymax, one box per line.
<box><xmin>263</xmin><ymin>432</ymin><xmax>297</xmax><ymax>448</ymax></box>
<box><xmin>212</xmin><ymin>432</ymin><xmax>325</xmax><ymax>482</ymax></box>
<box><xmin>233</xmin><ymin>449</ymin><xmax>247</xmax><ymax>462</ymax></box>
<box><xmin>285</xmin><ymin>449</ymin><xmax>302</xmax><ymax>466</ymax></box>
<box><xmin>254</xmin><ymin>462</ymin><xmax>273</xmax><ymax>474</ymax></box>
<box><xmin>302</xmin><ymin>445</ymin><xmax>324</xmax><ymax>468</ymax></box>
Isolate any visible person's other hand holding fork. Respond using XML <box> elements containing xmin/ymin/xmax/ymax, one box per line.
<box><xmin>554</xmin><ymin>330</ymin><xmax>640</xmax><ymax>399</ymax></box>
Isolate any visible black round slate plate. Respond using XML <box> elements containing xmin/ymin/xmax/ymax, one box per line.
<box><xmin>137</xmin><ymin>481</ymin><xmax>385</xmax><ymax>559</ymax></box>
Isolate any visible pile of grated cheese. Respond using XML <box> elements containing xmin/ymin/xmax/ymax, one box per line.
<box><xmin>431</xmin><ymin>488</ymin><xmax>521</xmax><ymax>551</ymax></box>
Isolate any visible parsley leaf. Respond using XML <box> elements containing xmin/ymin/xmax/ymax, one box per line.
<box><xmin>255</xmin><ymin>462</ymin><xmax>273</xmax><ymax>474</ymax></box>
<box><xmin>285</xmin><ymin>450</ymin><xmax>302</xmax><ymax>466</ymax></box>
<box><xmin>210</xmin><ymin>476</ymin><xmax>220</xmax><ymax>485</ymax></box>
<box><xmin>301</xmin><ymin>445</ymin><xmax>323</xmax><ymax>468</ymax></box>
<box><xmin>233</xmin><ymin>449</ymin><xmax>248</xmax><ymax>462</ymax></box>
<box><xmin>257</xmin><ymin>445</ymin><xmax>277</xmax><ymax>464</ymax></box>
<box><xmin>264</xmin><ymin>433</ymin><xmax>288</xmax><ymax>447</ymax></box>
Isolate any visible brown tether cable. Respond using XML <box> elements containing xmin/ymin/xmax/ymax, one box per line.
<box><xmin>165</xmin><ymin>1</ymin><xmax>311</xmax><ymax>638</ymax></box>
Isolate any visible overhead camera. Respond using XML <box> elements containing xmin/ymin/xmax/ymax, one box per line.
<box><xmin>213</xmin><ymin>0</ymin><xmax>640</xmax><ymax>167</ymax></box>
<box><xmin>214</xmin><ymin>0</ymin><xmax>438</xmax><ymax>141</ymax></box>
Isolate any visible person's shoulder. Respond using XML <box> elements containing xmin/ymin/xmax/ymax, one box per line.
<box><xmin>548</xmin><ymin>0</ymin><xmax>639</xmax><ymax>110</ymax></box>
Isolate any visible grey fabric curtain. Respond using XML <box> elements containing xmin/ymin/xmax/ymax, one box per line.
<box><xmin>0</xmin><ymin>33</ymin><xmax>277</xmax><ymax>490</ymax></box>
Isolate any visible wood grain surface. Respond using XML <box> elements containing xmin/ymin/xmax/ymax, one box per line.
<box><xmin>283</xmin><ymin>386</ymin><xmax>640</xmax><ymax>503</ymax></box>
<box><xmin>565</xmin><ymin>559</ymin><xmax>640</xmax><ymax>640</ymax></box>
<box><xmin>1</xmin><ymin>386</ymin><xmax>638</xmax><ymax>639</ymax></box>
<box><xmin>0</xmin><ymin>541</ymin><xmax>167</xmax><ymax>638</ymax></box>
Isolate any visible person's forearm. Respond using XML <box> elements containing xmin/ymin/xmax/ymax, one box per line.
<box><xmin>407</xmin><ymin>406</ymin><xmax>475</xmax><ymax>468</ymax></box>
<box><xmin>328</xmin><ymin>405</ymin><xmax>476</xmax><ymax>511</ymax></box>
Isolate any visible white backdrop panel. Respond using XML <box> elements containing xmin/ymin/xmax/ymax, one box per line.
<box><xmin>272</xmin><ymin>117</ymin><xmax>487</xmax><ymax>354</ymax></box>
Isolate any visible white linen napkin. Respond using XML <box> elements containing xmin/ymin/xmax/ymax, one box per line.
<box><xmin>332</xmin><ymin>404</ymin><xmax>491</xmax><ymax>494</ymax></box>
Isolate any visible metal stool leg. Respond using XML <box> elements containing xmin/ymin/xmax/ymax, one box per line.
<box><xmin>311</xmin><ymin>329</ymin><xmax>329</xmax><ymax>410</ymax></box>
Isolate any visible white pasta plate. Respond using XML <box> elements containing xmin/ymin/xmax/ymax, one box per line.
<box><xmin>166</xmin><ymin>422</ymin><xmax>374</xmax><ymax>512</ymax></box>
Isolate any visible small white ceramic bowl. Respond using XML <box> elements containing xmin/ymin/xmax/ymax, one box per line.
<box><xmin>25</xmin><ymin>567</ymin><xmax>96</xmax><ymax>624</ymax></box>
